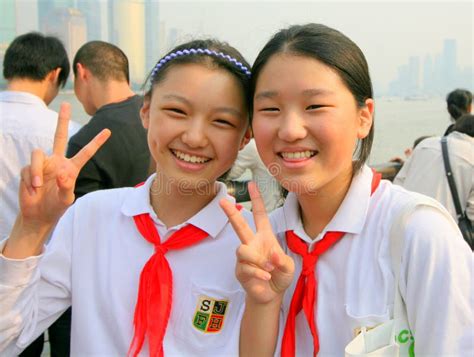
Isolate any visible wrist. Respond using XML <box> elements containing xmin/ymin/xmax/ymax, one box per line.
<box><xmin>246</xmin><ymin>294</ymin><xmax>284</xmax><ymax>308</ymax></box>
<box><xmin>2</xmin><ymin>215</ymin><xmax>53</xmax><ymax>259</ymax></box>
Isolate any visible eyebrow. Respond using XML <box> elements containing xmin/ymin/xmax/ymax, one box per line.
<box><xmin>162</xmin><ymin>94</ymin><xmax>191</xmax><ymax>105</ymax></box>
<box><xmin>214</xmin><ymin>107</ymin><xmax>242</xmax><ymax>117</ymax></box>
<box><xmin>254</xmin><ymin>88</ymin><xmax>335</xmax><ymax>101</ymax></box>
<box><xmin>163</xmin><ymin>94</ymin><xmax>242</xmax><ymax>117</ymax></box>
<box><xmin>302</xmin><ymin>88</ymin><xmax>335</xmax><ymax>97</ymax></box>
<box><xmin>254</xmin><ymin>91</ymin><xmax>278</xmax><ymax>101</ymax></box>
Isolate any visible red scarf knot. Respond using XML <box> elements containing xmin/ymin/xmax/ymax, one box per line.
<box><xmin>302</xmin><ymin>255</ymin><xmax>318</xmax><ymax>276</ymax></box>
<box><xmin>155</xmin><ymin>244</ymin><xmax>168</xmax><ymax>255</ymax></box>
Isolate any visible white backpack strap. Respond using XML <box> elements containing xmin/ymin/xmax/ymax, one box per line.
<box><xmin>389</xmin><ymin>195</ymin><xmax>441</xmax><ymax>336</ymax></box>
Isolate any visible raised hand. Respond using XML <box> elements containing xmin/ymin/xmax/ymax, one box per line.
<box><xmin>4</xmin><ymin>103</ymin><xmax>110</xmax><ymax>258</ymax></box>
<box><xmin>220</xmin><ymin>182</ymin><xmax>294</xmax><ymax>304</ymax></box>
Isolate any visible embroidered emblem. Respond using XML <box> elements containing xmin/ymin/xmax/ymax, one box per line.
<box><xmin>192</xmin><ymin>296</ymin><xmax>228</xmax><ymax>333</ymax></box>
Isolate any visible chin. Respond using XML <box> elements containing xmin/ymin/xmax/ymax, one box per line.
<box><xmin>279</xmin><ymin>176</ymin><xmax>321</xmax><ymax>196</ymax></box>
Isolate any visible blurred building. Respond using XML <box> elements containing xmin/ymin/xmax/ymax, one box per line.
<box><xmin>110</xmin><ymin>0</ymin><xmax>146</xmax><ymax>85</ymax></box>
<box><xmin>42</xmin><ymin>7</ymin><xmax>87</xmax><ymax>63</ymax></box>
<box><xmin>145</xmin><ymin>0</ymin><xmax>161</xmax><ymax>74</ymax></box>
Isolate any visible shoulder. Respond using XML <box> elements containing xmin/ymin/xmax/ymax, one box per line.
<box><xmin>71</xmin><ymin>186</ymin><xmax>134</xmax><ymax>217</ymax></box>
<box><xmin>97</xmin><ymin>95</ymin><xmax>143</xmax><ymax>119</ymax></box>
<box><xmin>376</xmin><ymin>181</ymin><xmax>467</xmax><ymax>250</ymax></box>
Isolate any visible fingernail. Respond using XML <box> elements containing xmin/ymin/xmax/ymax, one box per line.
<box><xmin>262</xmin><ymin>272</ymin><xmax>272</xmax><ymax>281</ymax></box>
<box><xmin>32</xmin><ymin>176</ymin><xmax>42</xmax><ymax>187</ymax></box>
<box><xmin>264</xmin><ymin>262</ymin><xmax>275</xmax><ymax>271</ymax></box>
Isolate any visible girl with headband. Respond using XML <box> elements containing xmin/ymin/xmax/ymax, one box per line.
<box><xmin>221</xmin><ymin>24</ymin><xmax>472</xmax><ymax>356</ymax></box>
<box><xmin>1</xmin><ymin>39</ymin><xmax>253</xmax><ymax>356</ymax></box>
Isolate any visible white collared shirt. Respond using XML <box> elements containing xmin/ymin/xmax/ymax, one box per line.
<box><xmin>0</xmin><ymin>175</ymin><xmax>254</xmax><ymax>356</ymax></box>
<box><xmin>0</xmin><ymin>91</ymin><xmax>82</xmax><ymax>239</ymax></box>
<box><xmin>270</xmin><ymin>165</ymin><xmax>473</xmax><ymax>356</ymax></box>
<box><xmin>394</xmin><ymin>132</ymin><xmax>474</xmax><ymax>223</ymax></box>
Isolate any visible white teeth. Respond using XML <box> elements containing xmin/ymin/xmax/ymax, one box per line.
<box><xmin>281</xmin><ymin>150</ymin><xmax>315</xmax><ymax>159</ymax></box>
<box><xmin>173</xmin><ymin>150</ymin><xmax>209</xmax><ymax>164</ymax></box>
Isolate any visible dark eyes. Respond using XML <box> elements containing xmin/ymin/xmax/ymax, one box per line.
<box><xmin>259</xmin><ymin>105</ymin><xmax>324</xmax><ymax>112</ymax></box>
<box><xmin>306</xmin><ymin>104</ymin><xmax>324</xmax><ymax>110</ymax></box>
<box><xmin>164</xmin><ymin>107</ymin><xmax>186</xmax><ymax>115</ymax></box>
<box><xmin>214</xmin><ymin>119</ymin><xmax>236</xmax><ymax>128</ymax></box>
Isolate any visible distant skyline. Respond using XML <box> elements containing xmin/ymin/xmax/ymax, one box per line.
<box><xmin>0</xmin><ymin>0</ymin><xmax>472</xmax><ymax>95</ymax></box>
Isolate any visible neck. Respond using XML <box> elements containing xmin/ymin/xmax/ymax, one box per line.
<box><xmin>296</xmin><ymin>168</ymin><xmax>353</xmax><ymax>239</ymax></box>
<box><xmin>149</xmin><ymin>174</ymin><xmax>219</xmax><ymax>227</ymax></box>
<box><xmin>7</xmin><ymin>79</ymin><xmax>48</xmax><ymax>103</ymax></box>
<box><xmin>90</xmin><ymin>80</ymin><xmax>135</xmax><ymax>113</ymax></box>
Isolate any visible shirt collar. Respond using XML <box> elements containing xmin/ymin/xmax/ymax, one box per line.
<box><xmin>0</xmin><ymin>91</ymin><xmax>48</xmax><ymax>108</ymax></box>
<box><xmin>272</xmin><ymin>165</ymin><xmax>374</xmax><ymax>243</ymax></box>
<box><xmin>120</xmin><ymin>174</ymin><xmax>235</xmax><ymax>239</ymax></box>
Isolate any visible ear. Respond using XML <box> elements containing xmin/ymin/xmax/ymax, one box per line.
<box><xmin>239</xmin><ymin>126</ymin><xmax>252</xmax><ymax>150</ymax></box>
<box><xmin>140</xmin><ymin>96</ymin><xmax>151</xmax><ymax>129</ymax></box>
<box><xmin>357</xmin><ymin>98</ymin><xmax>374</xmax><ymax>139</ymax></box>
<box><xmin>76</xmin><ymin>63</ymin><xmax>88</xmax><ymax>80</ymax></box>
<box><xmin>47</xmin><ymin>67</ymin><xmax>61</xmax><ymax>85</ymax></box>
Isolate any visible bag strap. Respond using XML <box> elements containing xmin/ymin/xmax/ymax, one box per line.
<box><xmin>389</xmin><ymin>199</ymin><xmax>416</xmax><ymax>331</ymax></box>
<box><xmin>389</xmin><ymin>196</ymin><xmax>437</xmax><ymax>337</ymax></box>
<box><xmin>440</xmin><ymin>136</ymin><xmax>465</xmax><ymax>219</ymax></box>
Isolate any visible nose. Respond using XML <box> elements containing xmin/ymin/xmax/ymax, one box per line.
<box><xmin>181</xmin><ymin>119</ymin><xmax>209</xmax><ymax>148</ymax></box>
<box><xmin>278</xmin><ymin>110</ymin><xmax>307</xmax><ymax>142</ymax></box>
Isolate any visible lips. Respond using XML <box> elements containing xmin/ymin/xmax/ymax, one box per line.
<box><xmin>171</xmin><ymin>149</ymin><xmax>212</xmax><ymax>164</ymax></box>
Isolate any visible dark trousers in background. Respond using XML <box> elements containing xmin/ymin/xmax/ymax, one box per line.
<box><xmin>19</xmin><ymin>308</ymin><xmax>71</xmax><ymax>357</ymax></box>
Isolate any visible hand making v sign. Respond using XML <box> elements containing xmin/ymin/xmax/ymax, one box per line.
<box><xmin>3</xmin><ymin>103</ymin><xmax>111</xmax><ymax>259</ymax></box>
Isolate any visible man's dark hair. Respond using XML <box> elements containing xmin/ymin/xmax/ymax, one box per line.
<box><xmin>73</xmin><ymin>41</ymin><xmax>130</xmax><ymax>83</ymax></box>
<box><xmin>453</xmin><ymin>114</ymin><xmax>474</xmax><ymax>137</ymax></box>
<box><xmin>3</xmin><ymin>32</ymin><xmax>70</xmax><ymax>88</ymax></box>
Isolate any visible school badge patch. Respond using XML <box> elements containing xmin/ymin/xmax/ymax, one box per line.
<box><xmin>192</xmin><ymin>295</ymin><xmax>228</xmax><ymax>333</ymax></box>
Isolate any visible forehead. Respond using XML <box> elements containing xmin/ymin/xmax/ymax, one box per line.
<box><xmin>151</xmin><ymin>63</ymin><xmax>247</xmax><ymax>111</ymax></box>
<box><xmin>255</xmin><ymin>53</ymin><xmax>348</xmax><ymax>97</ymax></box>
<box><xmin>153</xmin><ymin>63</ymin><xmax>241</xmax><ymax>93</ymax></box>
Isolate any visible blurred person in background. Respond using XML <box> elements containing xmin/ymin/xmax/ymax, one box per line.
<box><xmin>44</xmin><ymin>40</ymin><xmax>151</xmax><ymax>356</ymax></box>
<box><xmin>394</xmin><ymin>113</ymin><xmax>474</xmax><ymax>226</ymax></box>
<box><xmin>444</xmin><ymin>88</ymin><xmax>472</xmax><ymax>135</ymax></box>
<box><xmin>0</xmin><ymin>31</ymin><xmax>81</xmax><ymax>357</ymax></box>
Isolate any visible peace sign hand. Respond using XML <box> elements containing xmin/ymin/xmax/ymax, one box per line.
<box><xmin>5</xmin><ymin>103</ymin><xmax>111</xmax><ymax>258</ymax></box>
<box><xmin>220</xmin><ymin>182</ymin><xmax>294</xmax><ymax>304</ymax></box>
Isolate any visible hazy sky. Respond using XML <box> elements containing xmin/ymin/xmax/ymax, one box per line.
<box><xmin>159</xmin><ymin>0</ymin><xmax>473</xmax><ymax>91</ymax></box>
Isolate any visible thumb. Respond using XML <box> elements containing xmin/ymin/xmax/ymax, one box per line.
<box><xmin>56</xmin><ymin>171</ymin><xmax>76</xmax><ymax>206</ymax></box>
<box><xmin>270</xmin><ymin>248</ymin><xmax>295</xmax><ymax>275</ymax></box>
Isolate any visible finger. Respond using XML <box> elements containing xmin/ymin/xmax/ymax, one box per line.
<box><xmin>70</xmin><ymin>129</ymin><xmax>111</xmax><ymax>169</ymax></box>
<box><xmin>53</xmin><ymin>102</ymin><xmax>71</xmax><ymax>155</ymax></box>
<box><xmin>30</xmin><ymin>149</ymin><xmax>45</xmax><ymax>188</ymax></box>
<box><xmin>219</xmin><ymin>198</ymin><xmax>255</xmax><ymax>245</ymax></box>
<box><xmin>248</xmin><ymin>182</ymin><xmax>272</xmax><ymax>232</ymax></box>
<box><xmin>236</xmin><ymin>245</ymin><xmax>274</xmax><ymax>272</ymax></box>
<box><xmin>270</xmin><ymin>249</ymin><xmax>295</xmax><ymax>275</ymax></box>
<box><xmin>20</xmin><ymin>166</ymin><xmax>36</xmax><ymax>196</ymax></box>
<box><xmin>236</xmin><ymin>262</ymin><xmax>271</xmax><ymax>282</ymax></box>
<box><xmin>56</xmin><ymin>170</ymin><xmax>75</xmax><ymax>206</ymax></box>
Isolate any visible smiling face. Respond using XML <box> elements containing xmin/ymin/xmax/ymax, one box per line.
<box><xmin>252</xmin><ymin>53</ymin><xmax>373</xmax><ymax>196</ymax></box>
<box><xmin>141</xmin><ymin>63</ymin><xmax>250</xmax><ymax>192</ymax></box>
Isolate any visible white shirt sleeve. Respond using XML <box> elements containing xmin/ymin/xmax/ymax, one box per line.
<box><xmin>0</xmin><ymin>208</ymin><xmax>74</xmax><ymax>354</ymax></box>
<box><xmin>227</xmin><ymin>141</ymin><xmax>257</xmax><ymax>180</ymax></box>
<box><xmin>393</xmin><ymin>156</ymin><xmax>412</xmax><ymax>186</ymax></box>
<box><xmin>401</xmin><ymin>205</ymin><xmax>473</xmax><ymax>355</ymax></box>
